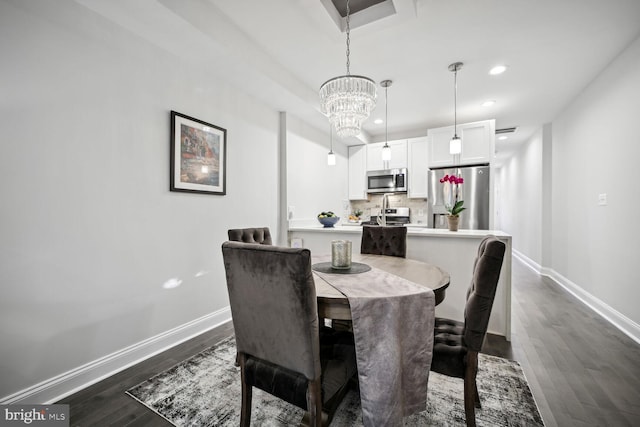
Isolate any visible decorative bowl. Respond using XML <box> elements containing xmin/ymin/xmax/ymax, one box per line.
<box><xmin>318</xmin><ymin>216</ymin><xmax>340</xmax><ymax>228</ymax></box>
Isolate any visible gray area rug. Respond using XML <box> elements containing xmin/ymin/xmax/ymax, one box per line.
<box><xmin>127</xmin><ymin>336</ymin><xmax>544</xmax><ymax>426</ymax></box>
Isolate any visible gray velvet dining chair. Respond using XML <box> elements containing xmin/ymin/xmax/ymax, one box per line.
<box><xmin>221</xmin><ymin>241</ymin><xmax>357</xmax><ymax>427</ymax></box>
<box><xmin>227</xmin><ymin>227</ymin><xmax>272</xmax><ymax>245</ymax></box>
<box><xmin>360</xmin><ymin>225</ymin><xmax>407</xmax><ymax>258</ymax></box>
<box><xmin>430</xmin><ymin>235</ymin><xmax>506</xmax><ymax>427</ymax></box>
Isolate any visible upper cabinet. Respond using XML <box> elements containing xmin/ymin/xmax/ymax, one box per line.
<box><xmin>348</xmin><ymin>145</ymin><xmax>368</xmax><ymax>200</ymax></box>
<box><xmin>366</xmin><ymin>140</ymin><xmax>408</xmax><ymax>171</ymax></box>
<box><xmin>427</xmin><ymin>120</ymin><xmax>495</xmax><ymax>167</ymax></box>
<box><xmin>407</xmin><ymin>137</ymin><xmax>428</xmax><ymax>199</ymax></box>
<box><xmin>459</xmin><ymin>120</ymin><xmax>496</xmax><ymax>164</ymax></box>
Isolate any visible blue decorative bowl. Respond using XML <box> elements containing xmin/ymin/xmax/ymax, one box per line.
<box><xmin>318</xmin><ymin>216</ymin><xmax>340</xmax><ymax>228</ymax></box>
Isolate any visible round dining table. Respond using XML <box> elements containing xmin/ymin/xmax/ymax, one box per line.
<box><xmin>313</xmin><ymin>253</ymin><xmax>450</xmax><ymax>320</ymax></box>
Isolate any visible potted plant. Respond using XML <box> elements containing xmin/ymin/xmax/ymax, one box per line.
<box><xmin>440</xmin><ymin>174</ymin><xmax>466</xmax><ymax>231</ymax></box>
<box><xmin>348</xmin><ymin>209</ymin><xmax>363</xmax><ymax>223</ymax></box>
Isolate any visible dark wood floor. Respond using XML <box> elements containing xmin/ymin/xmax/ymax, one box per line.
<box><xmin>58</xmin><ymin>258</ymin><xmax>640</xmax><ymax>426</ymax></box>
<box><xmin>57</xmin><ymin>321</ymin><xmax>235</xmax><ymax>426</ymax></box>
<box><xmin>499</xmin><ymin>260</ymin><xmax>640</xmax><ymax>427</ymax></box>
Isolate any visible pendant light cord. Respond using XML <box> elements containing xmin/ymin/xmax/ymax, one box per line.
<box><xmin>454</xmin><ymin>68</ymin><xmax>458</xmax><ymax>137</ymax></box>
<box><xmin>330</xmin><ymin>126</ymin><xmax>333</xmax><ymax>153</ymax></box>
<box><xmin>385</xmin><ymin>85</ymin><xmax>388</xmax><ymax>144</ymax></box>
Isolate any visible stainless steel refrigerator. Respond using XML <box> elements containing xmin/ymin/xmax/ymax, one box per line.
<box><xmin>427</xmin><ymin>165</ymin><xmax>490</xmax><ymax>230</ymax></box>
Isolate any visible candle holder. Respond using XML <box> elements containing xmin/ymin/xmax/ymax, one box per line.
<box><xmin>331</xmin><ymin>240</ymin><xmax>352</xmax><ymax>270</ymax></box>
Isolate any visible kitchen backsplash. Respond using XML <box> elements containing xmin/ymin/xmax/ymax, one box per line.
<box><xmin>351</xmin><ymin>194</ymin><xmax>429</xmax><ymax>225</ymax></box>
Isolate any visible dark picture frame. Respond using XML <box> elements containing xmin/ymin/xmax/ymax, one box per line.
<box><xmin>170</xmin><ymin>111</ymin><xmax>226</xmax><ymax>195</ymax></box>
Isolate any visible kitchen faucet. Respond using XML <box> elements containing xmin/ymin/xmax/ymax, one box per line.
<box><xmin>377</xmin><ymin>193</ymin><xmax>392</xmax><ymax>226</ymax></box>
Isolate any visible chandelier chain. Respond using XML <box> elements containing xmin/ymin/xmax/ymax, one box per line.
<box><xmin>345</xmin><ymin>0</ymin><xmax>351</xmax><ymax>75</ymax></box>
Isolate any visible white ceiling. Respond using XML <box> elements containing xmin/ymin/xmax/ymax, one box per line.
<box><xmin>79</xmin><ymin>0</ymin><xmax>640</xmax><ymax>165</ymax></box>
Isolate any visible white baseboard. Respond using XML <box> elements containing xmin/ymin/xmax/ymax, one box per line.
<box><xmin>541</xmin><ymin>269</ymin><xmax>640</xmax><ymax>345</ymax></box>
<box><xmin>512</xmin><ymin>249</ymin><xmax>542</xmax><ymax>274</ymax></box>
<box><xmin>513</xmin><ymin>249</ymin><xmax>640</xmax><ymax>344</ymax></box>
<box><xmin>1</xmin><ymin>307</ymin><xmax>232</xmax><ymax>405</ymax></box>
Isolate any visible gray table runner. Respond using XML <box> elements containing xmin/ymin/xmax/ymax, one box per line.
<box><xmin>314</xmin><ymin>262</ymin><xmax>435</xmax><ymax>427</ymax></box>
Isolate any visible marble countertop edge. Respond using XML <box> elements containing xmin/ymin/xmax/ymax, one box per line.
<box><xmin>289</xmin><ymin>224</ymin><xmax>511</xmax><ymax>239</ymax></box>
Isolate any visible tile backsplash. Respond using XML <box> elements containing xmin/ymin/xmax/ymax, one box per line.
<box><xmin>350</xmin><ymin>194</ymin><xmax>428</xmax><ymax>224</ymax></box>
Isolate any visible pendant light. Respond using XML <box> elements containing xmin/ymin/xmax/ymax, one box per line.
<box><xmin>380</xmin><ymin>80</ymin><xmax>392</xmax><ymax>162</ymax></box>
<box><xmin>319</xmin><ymin>0</ymin><xmax>377</xmax><ymax>138</ymax></box>
<box><xmin>449</xmin><ymin>62</ymin><xmax>463</xmax><ymax>155</ymax></box>
<box><xmin>327</xmin><ymin>125</ymin><xmax>336</xmax><ymax>166</ymax></box>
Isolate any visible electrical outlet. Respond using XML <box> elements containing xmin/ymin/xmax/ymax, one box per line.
<box><xmin>597</xmin><ymin>194</ymin><xmax>607</xmax><ymax>206</ymax></box>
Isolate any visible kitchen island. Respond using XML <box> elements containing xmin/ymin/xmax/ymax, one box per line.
<box><xmin>289</xmin><ymin>224</ymin><xmax>512</xmax><ymax>340</ymax></box>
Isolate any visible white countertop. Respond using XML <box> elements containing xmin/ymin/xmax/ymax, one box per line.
<box><xmin>289</xmin><ymin>223</ymin><xmax>511</xmax><ymax>239</ymax></box>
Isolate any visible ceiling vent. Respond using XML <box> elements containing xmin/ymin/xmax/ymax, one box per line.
<box><xmin>322</xmin><ymin>0</ymin><xmax>397</xmax><ymax>30</ymax></box>
<box><xmin>496</xmin><ymin>127</ymin><xmax>518</xmax><ymax>135</ymax></box>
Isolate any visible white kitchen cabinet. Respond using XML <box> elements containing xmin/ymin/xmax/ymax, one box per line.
<box><xmin>460</xmin><ymin>120</ymin><xmax>495</xmax><ymax>164</ymax></box>
<box><xmin>348</xmin><ymin>145</ymin><xmax>367</xmax><ymax>200</ymax></box>
<box><xmin>407</xmin><ymin>137</ymin><xmax>428</xmax><ymax>198</ymax></box>
<box><xmin>366</xmin><ymin>140</ymin><xmax>408</xmax><ymax>171</ymax></box>
<box><xmin>427</xmin><ymin>127</ymin><xmax>455</xmax><ymax>168</ymax></box>
<box><xmin>427</xmin><ymin>120</ymin><xmax>495</xmax><ymax>167</ymax></box>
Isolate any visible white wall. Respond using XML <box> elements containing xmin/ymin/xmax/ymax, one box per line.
<box><xmin>496</xmin><ymin>129</ymin><xmax>544</xmax><ymax>264</ymax></box>
<box><xmin>0</xmin><ymin>1</ymin><xmax>280</xmax><ymax>400</ymax></box>
<box><xmin>498</xmin><ymin>34</ymin><xmax>640</xmax><ymax>335</ymax></box>
<box><xmin>550</xmin><ymin>34</ymin><xmax>640</xmax><ymax>326</ymax></box>
<box><xmin>286</xmin><ymin>116</ymin><xmax>349</xmax><ymax>227</ymax></box>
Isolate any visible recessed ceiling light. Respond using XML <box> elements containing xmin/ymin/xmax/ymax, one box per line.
<box><xmin>489</xmin><ymin>65</ymin><xmax>507</xmax><ymax>75</ymax></box>
<box><xmin>498</xmin><ymin>136</ymin><xmax>508</xmax><ymax>140</ymax></box>
<box><xmin>481</xmin><ymin>100</ymin><xmax>496</xmax><ymax>107</ymax></box>
<box><xmin>374</xmin><ymin>118</ymin><xmax>383</xmax><ymax>124</ymax></box>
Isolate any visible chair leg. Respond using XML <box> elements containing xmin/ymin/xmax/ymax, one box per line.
<box><xmin>307</xmin><ymin>378</ymin><xmax>323</xmax><ymax>427</ymax></box>
<box><xmin>238</xmin><ymin>354</ymin><xmax>252</xmax><ymax>427</ymax></box>
<box><xmin>463</xmin><ymin>351</ymin><xmax>479</xmax><ymax>427</ymax></box>
<box><xmin>474</xmin><ymin>382</ymin><xmax>481</xmax><ymax>409</ymax></box>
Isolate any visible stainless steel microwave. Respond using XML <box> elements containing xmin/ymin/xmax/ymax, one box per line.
<box><xmin>366</xmin><ymin>168</ymin><xmax>407</xmax><ymax>193</ymax></box>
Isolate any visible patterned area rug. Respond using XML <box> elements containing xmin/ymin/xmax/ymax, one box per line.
<box><xmin>127</xmin><ymin>336</ymin><xmax>544</xmax><ymax>426</ymax></box>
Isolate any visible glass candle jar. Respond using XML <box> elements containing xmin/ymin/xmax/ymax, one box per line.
<box><xmin>331</xmin><ymin>240</ymin><xmax>352</xmax><ymax>269</ymax></box>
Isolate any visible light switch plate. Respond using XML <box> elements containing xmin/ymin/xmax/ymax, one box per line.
<box><xmin>598</xmin><ymin>193</ymin><xmax>607</xmax><ymax>206</ymax></box>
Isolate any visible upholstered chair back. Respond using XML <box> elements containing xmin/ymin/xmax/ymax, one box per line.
<box><xmin>221</xmin><ymin>241</ymin><xmax>320</xmax><ymax>380</ymax></box>
<box><xmin>360</xmin><ymin>225</ymin><xmax>407</xmax><ymax>258</ymax></box>
<box><xmin>227</xmin><ymin>227</ymin><xmax>272</xmax><ymax>245</ymax></box>
<box><xmin>463</xmin><ymin>236</ymin><xmax>506</xmax><ymax>351</ymax></box>
<box><xmin>430</xmin><ymin>235</ymin><xmax>505</xmax><ymax>426</ymax></box>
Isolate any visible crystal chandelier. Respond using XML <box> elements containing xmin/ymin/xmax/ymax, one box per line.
<box><xmin>319</xmin><ymin>0</ymin><xmax>377</xmax><ymax>138</ymax></box>
<box><xmin>449</xmin><ymin>62</ymin><xmax>463</xmax><ymax>155</ymax></box>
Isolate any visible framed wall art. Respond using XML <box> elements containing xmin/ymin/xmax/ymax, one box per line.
<box><xmin>170</xmin><ymin>111</ymin><xmax>226</xmax><ymax>195</ymax></box>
